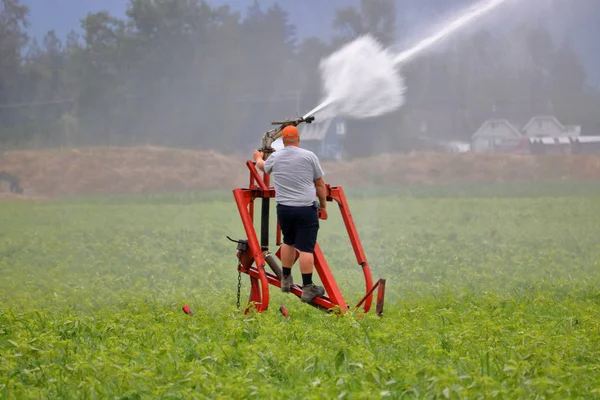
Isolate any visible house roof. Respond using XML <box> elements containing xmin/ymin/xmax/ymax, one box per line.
<box><xmin>472</xmin><ymin>116</ymin><xmax>585</xmax><ymax>140</ymax></box>
<box><xmin>528</xmin><ymin>136</ymin><xmax>600</xmax><ymax>144</ymax></box>
<box><xmin>574</xmin><ymin>136</ymin><xmax>600</xmax><ymax>143</ymax></box>
<box><xmin>528</xmin><ymin>137</ymin><xmax>571</xmax><ymax>144</ymax></box>
<box><xmin>299</xmin><ymin>119</ymin><xmax>333</xmax><ymax>141</ymax></box>
<box><xmin>472</xmin><ymin>119</ymin><xmax>522</xmax><ymax>139</ymax></box>
<box><xmin>522</xmin><ymin>115</ymin><xmax>566</xmax><ymax>132</ymax></box>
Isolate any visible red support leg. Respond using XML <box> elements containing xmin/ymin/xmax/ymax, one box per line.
<box><xmin>247</xmin><ymin>161</ymin><xmax>268</xmax><ymax>191</ymax></box>
<box><xmin>233</xmin><ymin>188</ymin><xmax>270</xmax><ymax>312</ymax></box>
<box><xmin>376</xmin><ymin>279</ymin><xmax>386</xmax><ymax>316</ymax></box>
<box><xmin>248</xmin><ymin>277</ymin><xmax>261</xmax><ymax>313</ymax></box>
<box><xmin>328</xmin><ymin>186</ymin><xmax>374</xmax><ymax>312</ymax></box>
<box><xmin>313</xmin><ymin>243</ymin><xmax>348</xmax><ymax>312</ymax></box>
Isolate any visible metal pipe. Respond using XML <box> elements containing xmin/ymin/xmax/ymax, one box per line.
<box><xmin>260</xmin><ymin>172</ymin><xmax>271</xmax><ymax>251</ymax></box>
<box><xmin>264</xmin><ymin>252</ymin><xmax>283</xmax><ymax>281</ymax></box>
<box><xmin>261</xmin><ymin>198</ymin><xmax>269</xmax><ymax>251</ymax></box>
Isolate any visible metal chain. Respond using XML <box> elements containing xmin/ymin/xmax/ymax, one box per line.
<box><xmin>236</xmin><ymin>270</ymin><xmax>242</xmax><ymax>310</ymax></box>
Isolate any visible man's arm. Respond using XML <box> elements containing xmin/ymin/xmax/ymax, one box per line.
<box><xmin>314</xmin><ymin>177</ymin><xmax>328</xmax><ymax>220</ymax></box>
<box><xmin>314</xmin><ymin>177</ymin><xmax>327</xmax><ymax>209</ymax></box>
<box><xmin>311</xmin><ymin>153</ymin><xmax>327</xmax><ymax>219</ymax></box>
<box><xmin>254</xmin><ymin>150</ymin><xmax>265</xmax><ymax>172</ymax></box>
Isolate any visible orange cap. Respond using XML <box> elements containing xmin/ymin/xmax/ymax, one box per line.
<box><xmin>282</xmin><ymin>125</ymin><xmax>299</xmax><ymax>139</ymax></box>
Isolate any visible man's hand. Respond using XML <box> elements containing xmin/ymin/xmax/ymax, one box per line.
<box><xmin>253</xmin><ymin>149</ymin><xmax>265</xmax><ymax>172</ymax></box>
<box><xmin>318</xmin><ymin>208</ymin><xmax>328</xmax><ymax>220</ymax></box>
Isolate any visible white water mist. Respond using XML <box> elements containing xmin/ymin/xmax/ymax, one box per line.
<box><xmin>304</xmin><ymin>0</ymin><xmax>512</xmax><ymax>121</ymax></box>
<box><xmin>316</xmin><ymin>35</ymin><xmax>405</xmax><ymax>120</ymax></box>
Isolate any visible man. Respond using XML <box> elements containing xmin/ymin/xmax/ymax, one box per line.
<box><xmin>253</xmin><ymin>125</ymin><xmax>328</xmax><ymax>303</ymax></box>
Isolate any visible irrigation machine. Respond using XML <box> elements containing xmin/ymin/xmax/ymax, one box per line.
<box><xmin>227</xmin><ymin>116</ymin><xmax>386</xmax><ymax>316</ymax></box>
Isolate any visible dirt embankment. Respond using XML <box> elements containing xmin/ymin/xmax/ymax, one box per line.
<box><xmin>0</xmin><ymin>147</ymin><xmax>246</xmax><ymax>197</ymax></box>
<box><xmin>1</xmin><ymin>147</ymin><xmax>600</xmax><ymax>198</ymax></box>
<box><xmin>323</xmin><ymin>152</ymin><xmax>600</xmax><ymax>186</ymax></box>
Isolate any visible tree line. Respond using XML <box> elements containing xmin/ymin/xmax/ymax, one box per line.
<box><xmin>1</xmin><ymin>0</ymin><xmax>599</xmax><ymax>156</ymax></box>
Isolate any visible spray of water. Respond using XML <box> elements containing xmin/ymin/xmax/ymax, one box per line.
<box><xmin>314</xmin><ymin>35</ymin><xmax>405</xmax><ymax>120</ymax></box>
<box><xmin>393</xmin><ymin>0</ymin><xmax>510</xmax><ymax>64</ymax></box>
<box><xmin>303</xmin><ymin>0</ymin><xmax>512</xmax><ymax>121</ymax></box>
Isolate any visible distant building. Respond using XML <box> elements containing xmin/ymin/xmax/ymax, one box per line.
<box><xmin>471</xmin><ymin>119</ymin><xmax>525</xmax><ymax>153</ymax></box>
<box><xmin>521</xmin><ymin>116</ymin><xmax>581</xmax><ymax>138</ymax></box>
<box><xmin>571</xmin><ymin>136</ymin><xmax>600</xmax><ymax>153</ymax></box>
<box><xmin>299</xmin><ymin>117</ymin><xmax>346</xmax><ymax>161</ymax></box>
<box><xmin>470</xmin><ymin>115</ymin><xmax>599</xmax><ymax>154</ymax></box>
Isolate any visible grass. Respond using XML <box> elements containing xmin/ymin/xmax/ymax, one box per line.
<box><xmin>1</xmin><ymin>180</ymin><xmax>600</xmax><ymax>398</ymax></box>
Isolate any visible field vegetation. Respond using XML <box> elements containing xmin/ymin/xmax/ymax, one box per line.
<box><xmin>1</xmin><ymin>181</ymin><xmax>600</xmax><ymax>398</ymax></box>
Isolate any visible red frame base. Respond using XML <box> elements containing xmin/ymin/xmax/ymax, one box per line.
<box><xmin>232</xmin><ymin>161</ymin><xmax>385</xmax><ymax>315</ymax></box>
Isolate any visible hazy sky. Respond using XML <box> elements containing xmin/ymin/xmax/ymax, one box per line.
<box><xmin>22</xmin><ymin>0</ymin><xmax>353</xmax><ymax>39</ymax></box>
<box><xmin>22</xmin><ymin>0</ymin><xmax>600</xmax><ymax>87</ymax></box>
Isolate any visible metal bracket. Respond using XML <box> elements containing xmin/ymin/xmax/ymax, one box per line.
<box><xmin>227</xmin><ymin>236</ymin><xmax>248</xmax><ymax>252</ymax></box>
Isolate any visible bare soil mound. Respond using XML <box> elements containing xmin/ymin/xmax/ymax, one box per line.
<box><xmin>324</xmin><ymin>152</ymin><xmax>600</xmax><ymax>186</ymax></box>
<box><xmin>1</xmin><ymin>147</ymin><xmax>599</xmax><ymax>197</ymax></box>
<box><xmin>0</xmin><ymin>147</ymin><xmax>246</xmax><ymax>197</ymax></box>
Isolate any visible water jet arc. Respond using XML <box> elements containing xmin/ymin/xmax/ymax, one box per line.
<box><xmin>303</xmin><ymin>0</ymin><xmax>510</xmax><ymax>120</ymax></box>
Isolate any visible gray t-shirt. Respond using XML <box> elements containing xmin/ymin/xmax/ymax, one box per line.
<box><xmin>264</xmin><ymin>146</ymin><xmax>324</xmax><ymax>207</ymax></box>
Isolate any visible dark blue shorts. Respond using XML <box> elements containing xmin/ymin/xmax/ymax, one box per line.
<box><xmin>277</xmin><ymin>203</ymin><xmax>319</xmax><ymax>253</ymax></box>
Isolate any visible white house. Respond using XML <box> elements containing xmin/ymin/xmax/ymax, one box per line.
<box><xmin>522</xmin><ymin>116</ymin><xmax>581</xmax><ymax>138</ymax></box>
<box><xmin>471</xmin><ymin>119</ymin><xmax>524</xmax><ymax>152</ymax></box>
<box><xmin>472</xmin><ymin>115</ymin><xmax>585</xmax><ymax>153</ymax></box>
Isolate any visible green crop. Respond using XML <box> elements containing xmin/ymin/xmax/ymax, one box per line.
<box><xmin>1</xmin><ymin>181</ymin><xmax>600</xmax><ymax>399</ymax></box>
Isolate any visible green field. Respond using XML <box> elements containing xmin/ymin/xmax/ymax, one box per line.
<box><xmin>2</xmin><ymin>182</ymin><xmax>600</xmax><ymax>399</ymax></box>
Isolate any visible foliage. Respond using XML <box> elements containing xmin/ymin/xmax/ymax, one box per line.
<box><xmin>1</xmin><ymin>181</ymin><xmax>600</xmax><ymax>398</ymax></box>
<box><xmin>0</xmin><ymin>0</ymin><xmax>600</xmax><ymax>151</ymax></box>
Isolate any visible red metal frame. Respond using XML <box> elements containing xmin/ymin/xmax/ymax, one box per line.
<box><xmin>232</xmin><ymin>161</ymin><xmax>386</xmax><ymax>315</ymax></box>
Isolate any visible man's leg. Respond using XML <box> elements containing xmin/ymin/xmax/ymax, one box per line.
<box><xmin>296</xmin><ymin>206</ymin><xmax>324</xmax><ymax>303</ymax></box>
<box><xmin>299</xmin><ymin>249</ymin><xmax>324</xmax><ymax>302</ymax></box>
<box><xmin>298</xmin><ymin>251</ymin><xmax>314</xmax><ymax>285</ymax></box>
<box><xmin>281</xmin><ymin>243</ymin><xmax>296</xmax><ymax>278</ymax></box>
<box><xmin>277</xmin><ymin>205</ymin><xmax>296</xmax><ymax>293</ymax></box>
